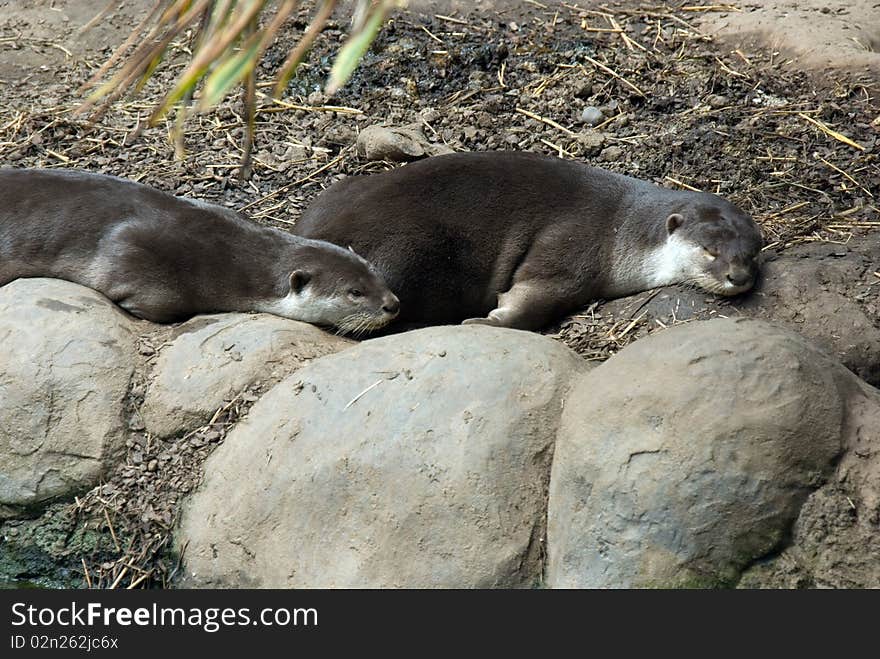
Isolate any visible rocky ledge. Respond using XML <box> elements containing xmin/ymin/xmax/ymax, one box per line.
<box><xmin>1</xmin><ymin>277</ymin><xmax>878</xmax><ymax>588</ymax></box>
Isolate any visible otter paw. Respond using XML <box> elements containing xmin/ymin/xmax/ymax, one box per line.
<box><xmin>462</xmin><ymin>317</ymin><xmax>499</xmax><ymax>326</ymax></box>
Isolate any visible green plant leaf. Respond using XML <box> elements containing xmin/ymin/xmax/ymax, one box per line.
<box><xmin>326</xmin><ymin>0</ymin><xmax>392</xmax><ymax>96</ymax></box>
<box><xmin>195</xmin><ymin>0</ymin><xmax>297</xmax><ymax>113</ymax></box>
<box><xmin>148</xmin><ymin>0</ymin><xmax>267</xmax><ymax>122</ymax></box>
<box><xmin>136</xmin><ymin>49</ymin><xmax>165</xmax><ymax>93</ymax></box>
<box><xmin>197</xmin><ymin>40</ymin><xmax>262</xmax><ymax>112</ymax></box>
<box><xmin>272</xmin><ymin>0</ymin><xmax>338</xmax><ymax>99</ymax></box>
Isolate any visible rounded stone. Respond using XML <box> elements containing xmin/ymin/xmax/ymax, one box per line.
<box><xmin>547</xmin><ymin>318</ymin><xmax>849</xmax><ymax>588</ymax></box>
<box><xmin>178</xmin><ymin>326</ymin><xmax>587</xmax><ymax>588</ymax></box>
<box><xmin>0</xmin><ymin>279</ymin><xmax>137</xmax><ymax>518</ymax></box>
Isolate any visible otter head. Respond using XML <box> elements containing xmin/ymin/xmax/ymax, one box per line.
<box><xmin>659</xmin><ymin>195</ymin><xmax>763</xmax><ymax>296</ymax></box>
<box><xmin>269</xmin><ymin>242</ymin><xmax>399</xmax><ymax>334</ymax></box>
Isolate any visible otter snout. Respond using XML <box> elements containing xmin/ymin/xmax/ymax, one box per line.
<box><xmin>381</xmin><ymin>293</ymin><xmax>400</xmax><ymax>317</ymax></box>
<box><xmin>721</xmin><ymin>263</ymin><xmax>757</xmax><ymax>295</ymax></box>
<box><xmin>726</xmin><ymin>268</ymin><xmax>753</xmax><ymax>288</ymax></box>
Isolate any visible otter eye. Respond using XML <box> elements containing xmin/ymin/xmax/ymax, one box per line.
<box><xmin>349</xmin><ymin>289</ymin><xmax>363</xmax><ymax>298</ymax></box>
<box><xmin>703</xmin><ymin>248</ymin><xmax>718</xmax><ymax>260</ymax></box>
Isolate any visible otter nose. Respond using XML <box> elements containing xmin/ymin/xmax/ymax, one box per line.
<box><xmin>726</xmin><ymin>270</ymin><xmax>752</xmax><ymax>287</ymax></box>
<box><xmin>382</xmin><ymin>295</ymin><xmax>400</xmax><ymax>316</ymax></box>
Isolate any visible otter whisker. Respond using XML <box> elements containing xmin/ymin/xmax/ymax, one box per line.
<box><xmin>1</xmin><ymin>169</ymin><xmax>399</xmax><ymax>330</ymax></box>
<box><xmin>335</xmin><ymin>309</ymin><xmax>391</xmax><ymax>338</ymax></box>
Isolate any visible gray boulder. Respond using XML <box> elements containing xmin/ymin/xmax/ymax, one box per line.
<box><xmin>739</xmin><ymin>378</ymin><xmax>880</xmax><ymax>588</ymax></box>
<box><xmin>141</xmin><ymin>314</ymin><xmax>353</xmax><ymax>437</ymax></box>
<box><xmin>356</xmin><ymin>124</ymin><xmax>454</xmax><ymax>162</ymax></box>
<box><xmin>740</xmin><ymin>244</ymin><xmax>880</xmax><ymax>387</ymax></box>
<box><xmin>0</xmin><ymin>278</ymin><xmax>136</xmax><ymax>518</ymax></box>
<box><xmin>546</xmin><ymin>318</ymin><xmax>855</xmax><ymax>588</ymax></box>
<box><xmin>178</xmin><ymin>326</ymin><xmax>587</xmax><ymax>588</ymax></box>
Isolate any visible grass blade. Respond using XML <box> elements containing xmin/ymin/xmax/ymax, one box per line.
<box><xmin>149</xmin><ymin>0</ymin><xmax>269</xmax><ymax>124</ymax></box>
<box><xmin>272</xmin><ymin>0</ymin><xmax>338</xmax><ymax>98</ymax></box>
<box><xmin>195</xmin><ymin>0</ymin><xmax>298</xmax><ymax>113</ymax></box>
<box><xmin>78</xmin><ymin>0</ymin><xmax>166</xmax><ymax>92</ymax></box>
<box><xmin>326</xmin><ymin>0</ymin><xmax>394</xmax><ymax>96</ymax></box>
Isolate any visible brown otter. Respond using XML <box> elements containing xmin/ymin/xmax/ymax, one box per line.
<box><xmin>0</xmin><ymin>168</ymin><xmax>399</xmax><ymax>332</ymax></box>
<box><xmin>295</xmin><ymin>151</ymin><xmax>763</xmax><ymax>330</ymax></box>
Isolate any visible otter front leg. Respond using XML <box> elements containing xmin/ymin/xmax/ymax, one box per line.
<box><xmin>115</xmin><ymin>291</ymin><xmax>184</xmax><ymax>323</ymax></box>
<box><xmin>104</xmin><ymin>279</ymin><xmax>183</xmax><ymax>323</ymax></box>
<box><xmin>462</xmin><ymin>280</ymin><xmax>572</xmax><ymax>331</ymax></box>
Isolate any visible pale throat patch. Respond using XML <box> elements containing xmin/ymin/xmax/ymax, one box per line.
<box><xmin>254</xmin><ymin>287</ymin><xmax>343</xmax><ymax>324</ymax></box>
<box><xmin>607</xmin><ymin>233</ymin><xmax>705</xmax><ymax>297</ymax></box>
<box><xmin>647</xmin><ymin>233</ymin><xmax>705</xmax><ymax>286</ymax></box>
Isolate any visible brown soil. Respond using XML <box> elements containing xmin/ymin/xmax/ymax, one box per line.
<box><xmin>0</xmin><ymin>0</ymin><xmax>878</xmax><ymax>588</ymax></box>
<box><xmin>697</xmin><ymin>0</ymin><xmax>880</xmax><ymax>84</ymax></box>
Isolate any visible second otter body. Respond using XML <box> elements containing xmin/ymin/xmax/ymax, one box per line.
<box><xmin>296</xmin><ymin>152</ymin><xmax>763</xmax><ymax>330</ymax></box>
<box><xmin>0</xmin><ymin>169</ymin><xmax>399</xmax><ymax>331</ymax></box>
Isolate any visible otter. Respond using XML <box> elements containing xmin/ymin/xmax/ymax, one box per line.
<box><xmin>0</xmin><ymin>169</ymin><xmax>399</xmax><ymax>333</ymax></box>
<box><xmin>295</xmin><ymin>151</ymin><xmax>763</xmax><ymax>330</ymax></box>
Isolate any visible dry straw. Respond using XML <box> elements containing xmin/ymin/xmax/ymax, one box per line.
<box><xmin>77</xmin><ymin>0</ymin><xmax>402</xmax><ymax>175</ymax></box>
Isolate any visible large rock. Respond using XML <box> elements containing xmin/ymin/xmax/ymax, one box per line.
<box><xmin>740</xmin><ymin>243</ymin><xmax>880</xmax><ymax>387</ymax></box>
<box><xmin>0</xmin><ymin>279</ymin><xmax>136</xmax><ymax>518</ymax></box>
<box><xmin>178</xmin><ymin>326</ymin><xmax>587</xmax><ymax>588</ymax></box>
<box><xmin>738</xmin><ymin>379</ymin><xmax>880</xmax><ymax>588</ymax></box>
<box><xmin>356</xmin><ymin>124</ymin><xmax>454</xmax><ymax>162</ymax></box>
<box><xmin>546</xmin><ymin>318</ymin><xmax>855</xmax><ymax>588</ymax></box>
<box><xmin>141</xmin><ymin>314</ymin><xmax>353</xmax><ymax>437</ymax></box>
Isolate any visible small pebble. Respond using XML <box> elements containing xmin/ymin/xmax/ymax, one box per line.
<box><xmin>577</xmin><ymin>130</ymin><xmax>606</xmax><ymax>154</ymax></box>
<box><xmin>707</xmin><ymin>94</ymin><xmax>729</xmax><ymax>109</ymax></box>
<box><xmin>580</xmin><ymin>106</ymin><xmax>605</xmax><ymax>126</ymax></box>
<box><xmin>307</xmin><ymin>91</ymin><xmax>327</xmax><ymax>105</ymax></box>
<box><xmin>600</xmin><ymin>146</ymin><xmax>624</xmax><ymax>162</ymax></box>
<box><xmin>419</xmin><ymin>108</ymin><xmax>441</xmax><ymax>123</ymax></box>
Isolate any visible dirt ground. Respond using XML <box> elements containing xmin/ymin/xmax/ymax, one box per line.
<box><xmin>700</xmin><ymin>0</ymin><xmax>880</xmax><ymax>83</ymax></box>
<box><xmin>0</xmin><ymin>0</ymin><xmax>878</xmax><ymax>588</ymax></box>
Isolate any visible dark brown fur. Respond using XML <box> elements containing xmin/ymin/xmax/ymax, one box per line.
<box><xmin>0</xmin><ymin>169</ymin><xmax>398</xmax><ymax>328</ymax></box>
<box><xmin>295</xmin><ymin>151</ymin><xmax>762</xmax><ymax>330</ymax></box>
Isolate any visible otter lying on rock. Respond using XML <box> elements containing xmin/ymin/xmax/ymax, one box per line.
<box><xmin>296</xmin><ymin>151</ymin><xmax>763</xmax><ymax>330</ymax></box>
<box><xmin>0</xmin><ymin>169</ymin><xmax>399</xmax><ymax>333</ymax></box>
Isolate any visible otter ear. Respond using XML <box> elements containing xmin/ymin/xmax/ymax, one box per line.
<box><xmin>288</xmin><ymin>270</ymin><xmax>311</xmax><ymax>294</ymax></box>
<box><xmin>666</xmin><ymin>213</ymin><xmax>684</xmax><ymax>235</ymax></box>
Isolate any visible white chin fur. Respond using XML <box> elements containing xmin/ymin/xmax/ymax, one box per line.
<box><xmin>648</xmin><ymin>234</ymin><xmax>705</xmax><ymax>286</ymax></box>
<box><xmin>609</xmin><ymin>234</ymin><xmax>737</xmax><ymax>297</ymax></box>
<box><xmin>255</xmin><ymin>289</ymin><xmax>391</xmax><ymax>332</ymax></box>
<box><xmin>608</xmin><ymin>234</ymin><xmax>701</xmax><ymax>296</ymax></box>
<box><xmin>718</xmin><ymin>280</ymin><xmax>751</xmax><ymax>296</ymax></box>
<box><xmin>254</xmin><ymin>288</ymin><xmax>345</xmax><ymax>325</ymax></box>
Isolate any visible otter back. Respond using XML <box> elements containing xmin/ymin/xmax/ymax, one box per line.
<box><xmin>295</xmin><ymin>151</ymin><xmax>762</xmax><ymax>330</ymax></box>
<box><xmin>0</xmin><ymin>169</ymin><xmax>399</xmax><ymax>330</ymax></box>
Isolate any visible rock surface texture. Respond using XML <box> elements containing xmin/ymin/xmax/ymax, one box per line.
<box><xmin>0</xmin><ymin>279</ymin><xmax>137</xmax><ymax>518</ymax></box>
<box><xmin>546</xmin><ymin>318</ymin><xmax>872</xmax><ymax>588</ymax></box>
<box><xmin>356</xmin><ymin>124</ymin><xmax>454</xmax><ymax>161</ymax></box>
<box><xmin>2</xmin><ymin>277</ymin><xmax>878</xmax><ymax>588</ymax></box>
<box><xmin>179</xmin><ymin>326</ymin><xmax>587</xmax><ymax>588</ymax></box>
<box><xmin>738</xmin><ymin>377</ymin><xmax>880</xmax><ymax>588</ymax></box>
<box><xmin>141</xmin><ymin>314</ymin><xmax>353</xmax><ymax>437</ymax></box>
<box><xmin>741</xmin><ymin>243</ymin><xmax>880</xmax><ymax>387</ymax></box>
